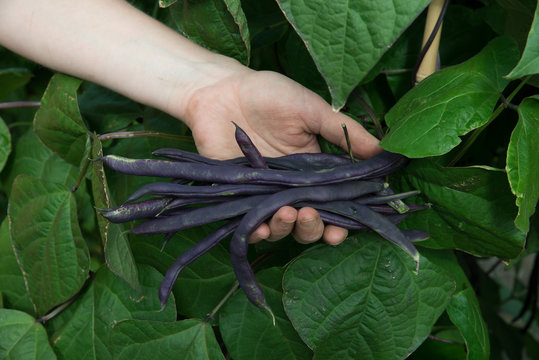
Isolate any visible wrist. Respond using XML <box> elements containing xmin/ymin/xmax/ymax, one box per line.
<box><xmin>166</xmin><ymin>55</ymin><xmax>251</xmax><ymax>127</ymax></box>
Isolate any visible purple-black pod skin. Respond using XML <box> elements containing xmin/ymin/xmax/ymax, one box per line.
<box><xmin>229</xmin><ymin>181</ymin><xmax>384</xmax><ymax>309</ymax></box>
<box><xmin>100</xmin><ymin>150</ymin><xmax>408</xmax><ymax>186</ymax></box>
<box><xmin>124</xmin><ymin>182</ymin><xmax>284</xmax><ymax>203</ymax></box>
<box><xmin>159</xmin><ymin>218</ymin><xmax>241</xmax><ymax>308</ymax></box>
<box><xmin>232</xmin><ymin>122</ymin><xmax>268</xmax><ymax>169</ymax></box>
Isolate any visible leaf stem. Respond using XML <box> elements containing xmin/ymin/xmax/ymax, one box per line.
<box><xmin>447</xmin><ymin>76</ymin><xmax>530</xmax><ymax>166</ymax></box>
<box><xmin>428</xmin><ymin>334</ymin><xmax>465</xmax><ymax>346</ymax></box>
<box><xmin>353</xmin><ymin>92</ymin><xmax>384</xmax><ymax>139</ymax></box>
<box><xmin>0</xmin><ymin>101</ymin><xmax>41</xmax><ymax>109</ymax></box>
<box><xmin>204</xmin><ymin>251</ymin><xmax>275</xmax><ymax>322</ymax></box>
<box><xmin>98</xmin><ymin>130</ymin><xmax>193</xmax><ymax>142</ymax></box>
<box><xmin>205</xmin><ymin>281</ymin><xmax>239</xmax><ymax>322</ymax></box>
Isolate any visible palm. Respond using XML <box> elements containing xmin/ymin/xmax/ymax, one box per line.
<box><xmin>185</xmin><ymin>71</ymin><xmax>327</xmax><ymax>160</ymax></box>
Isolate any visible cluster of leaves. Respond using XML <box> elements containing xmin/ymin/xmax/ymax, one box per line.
<box><xmin>0</xmin><ymin>0</ymin><xmax>538</xmax><ymax>359</ymax></box>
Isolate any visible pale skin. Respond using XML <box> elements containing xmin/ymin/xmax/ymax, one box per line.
<box><xmin>0</xmin><ymin>0</ymin><xmax>382</xmax><ymax>245</ymax></box>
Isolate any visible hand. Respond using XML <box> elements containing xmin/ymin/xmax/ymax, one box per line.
<box><xmin>182</xmin><ymin>69</ymin><xmax>382</xmax><ymax>245</ymax></box>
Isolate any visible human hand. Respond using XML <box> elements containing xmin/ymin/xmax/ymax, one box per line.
<box><xmin>181</xmin><ymin>69</ymin><xmax>382</xmax><ymax>245</ymax></box>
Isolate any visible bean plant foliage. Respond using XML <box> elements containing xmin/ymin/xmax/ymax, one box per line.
<box><xmin>0</xmin><ymin>0</ymin><xmax>538</xmax><ymax>359</ymax></box>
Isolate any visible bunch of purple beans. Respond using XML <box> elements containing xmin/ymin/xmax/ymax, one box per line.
<box><xmin>98</xmin><ymin>123</ymin><xmax>428</xmax><ymax>319</ymax></box>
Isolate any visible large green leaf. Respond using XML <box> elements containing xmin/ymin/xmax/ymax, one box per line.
<box><xmin>0</xmin><ymin>68</ymin><xmax>32</xmax><ymax>101</ymax></box>
<box><xmin>78</xmin><ymin>83</ymin><xmax>143</xmax><ymax>134</ymax></box>
<box><xmin>505</xmin><ymin>1</ymin><xmax>539</xmax><ymax>78</ymax></box>
<box><xmin>282</xmin><ymin>234</ymin><xmax>455</xmax><ymax>360</ymax></box>
<box><xmin>447</xmin><ymin>288</ymin><xmax>490</xmax><ymax>360</ymax></box>
<box><xmin>168</xmin><ymin>0</ymin><xmax>250</xmax><ymax>65</ymax></box>
<box><xmin>220</xmin><ymin>267</ymin><xmax>312</xmax><ymax>360</ymax></box>
<box><xmin>506</xmin><ymin>95</ymin><xmax>539</xmax><ymax>232</ymax></box>
<box><xmin>1</xmin><ymin>129</ymin><xmax>79</xmax><ymax>195</ymax></box>
<box><xmin>396</xmin><ymin>159</ymin><xmax>526</xmax><ymax>259</ymax></box>
<box><xmin>91</xmin><ymin>135</ymin><xmax>141</xmax><ymax>291</ymax></box>
<box><xmin>380</xmin><ymin>36</ymin><xmax>520</xmax><ymax>158</ymax></box>
<box><xmin>0</xmin><ymin>116</ymin><xmax>11</xmax><ymax>172</ymax></box>
<box><xmin>131</xmin><ymin>226</ymin><xmax>236</xmax><ymax>319</ymax></box>
<box><xmin>0</xmin><ymin>309</ymin><xmax>56</xmax><ymax>360</ymax></box>
<box><xmin>46</xmin><ymin>264</ymin><xmax>176</xmax><ymax>360</ymax></box>
<box><xmin>34</xmin><ymin>73</ymin><xmax>88</xmax><ymax>166</ymax></box>
<box><xmin>420</xmin><ymin>249</ymin><xmax>490</xmax><ymax>360</ymax></box>
<box><xmin>110</xmin><ymin>319</ymin><xmax>224</xmax><ymax>359</ymax></box>
<box><xmin>8</xmin><ymin>175</ymin><xmax>90</xmax><ymax>316</ymax></box>
<box><xmin>0</xmin><ymin>218</ymin><xmax>34</xmax><ymax>314</ymax></box>
<box><xmin>276</xmin><ymin>0</ymin><xmax>430</xmax><ymax>109</ymax></box>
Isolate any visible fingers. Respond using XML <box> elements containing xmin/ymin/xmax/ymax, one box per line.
<box><xmin>248</xmin><ymin>206</ymin><xmax>349</xmax><ymax>246</ymax></box>
<box><xmin>248</xmin><ymin>206</ymin><xmax>297</xmax><ymax>243</ymax></box>
<box><xmin>292</xmin><ymin>207</ymin><xmax>325</xmax><ymax>244</ymax></box>
<box><xmin>303</xmin><ymin>96</ymin><xmax>383</xmax><ymax>159</ymax></box>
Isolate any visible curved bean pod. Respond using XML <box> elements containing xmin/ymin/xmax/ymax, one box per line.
<box><xmin>233</xmin><ymin>122</ymin><xmax>268</xmax><ymax>169</ymax></box>
<box><xmin>131</xmin><ymin>195</ymin><xmax>271</xmax><ymax>235</ymax></box>
<box><xmin>159</xmin><ymin>218</ymin><xmax>240</xmax><ymax>309</ymax></box>
<box><xmin>302</xmin><ymin>200</ymin><xmax>419</xmax><ymax>262</ymax></box>
<box><xmin>229</xmin><ymin>181</ymin><xmax>385</xmax><ymax>310</ymax></box>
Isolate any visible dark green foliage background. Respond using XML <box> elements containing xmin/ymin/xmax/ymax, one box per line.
<box><xmin>0</xmin><ymin>0</ymin><xmax>538</xmax><ymax>359</ymax></box>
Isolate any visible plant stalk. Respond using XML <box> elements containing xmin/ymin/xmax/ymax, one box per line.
<box><xmin>447</xmin><ymin>76</ymin><xmax>530</xmax><ymax>166</ymax></box>
<box><xmin>0</xmin><ymin>101</ymin><xmax>41</xmax><ymax>109</ymax></box>
<box><xmin>415</xmin><ymin>0</ymin><xmax>447</xmax><ymax>84</ymax></box>
<box><xmin>98</xmin><ymin>130</ymin><xmax>193</xmax><ymax>142</ymax></box>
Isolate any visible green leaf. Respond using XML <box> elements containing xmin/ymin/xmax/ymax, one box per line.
<box><xmin>143</xmin><ymin>107</ymin><xmax>196</xmax><ymax>151</ymax></box>
<box><xmin>277</xmin><ymin>29</ymin><xmax>331</xmax><ymax>102</ymax></box>
<box><xmin>397</xmin><ymin>159</ymin><xmax>526</xmax><ymax>259</ymax></box>
<box><xmin>46</xmin><ymin>264</ymin><xmax>176</xmax><ymax>360</ymax></box>
<box><xmin>131</xmin><ymin>226</ymin><xmax>236</xmax><ymax>319</ymax></box>
<box><xmin>1</xmin><ymin>129</ymin><xmax>79</xmax><ymax>195</ymax></box>
<box><xmin>0</xmin><ymin>68</ymin><xmax>32</xmax><ymax>101</ymax></box>
<box><xmin>8</xmin><ymin>175</ymin><xmax>90</xmax><ymax>316</ymax></box>
<box><xmin>34</xmin><ymin>73</ymin><xmax>88</xmax><ymax>166</ymax></box>
<box><xmin>168</xmin><ymin>0</ymin><xmax>250</xmax><ymax>65</ymax></box>
<box><xmin>418</xmin><ymin>249</ymin><xmax>489</xmax><ymax>359</ymax></box>
<box><xmin>0</xmin><ymin>218</ymin><xmax>34</xmax><ymax>314</ymax></box>
<box><xmin>0</xmin><ymin>116</ymin><xmax>11</xmax><ymax>172</ymax></box>
<box><xmin>78</xmin><ymin>83</ymin><xmax>143</xmax><ymax>134</ymax></box>
<box><xmin>447</xmin><ymin>288</ymin><xmax>490</xmax><ymax>360</ymax></box>
<box><xmin>242</xmin><ymin>0</ymin><xmax>289</xmax><ymax>49</ymax></box>
<box><xmin>282</xmin><ymin>234</ymin><xmax>455</xmax><ymax>360</ymax></box>
<box><xmin>505</xmin><ymin>2</ymin><xmax>539</xmax><ymax>78</ymax></box>
<box><xmin>220</xmin><ymin>267</ymin><xmax>313</xmax><ymax>360</ymax></box>
<box><xmin>91</xmin><ymin>135</ymin><xmax>141</xmax><ymax>291</ymax></box>
<box><xmin>380</xmin><ymin>37</ymin><xmax>520</xmax><ymax>158</ymax></box>
<box><xmin>506</xmin><ymin>95</ymin><xmax>539</xmax><ymax>232</ymax></box>
<box><xmin>276</xmin><ymin>0</ymin><xmax>430</xmax><ymax>109</ymax></box>
<box><xmin>110</xmin><ymin>319</ymin><xmax>224</xmax><ymax>359</ymax></box>
<box><xmin>0</xmin><ymin>309</ymin><xmax>56</xmax><ymax>360</ymax></box>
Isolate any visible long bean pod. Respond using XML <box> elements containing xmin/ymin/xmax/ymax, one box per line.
<box><xmin>124</xmin><ymin>182</ymin><xmax>284</xmax><ymax>203</ymax></box>
<box><xmin>303</xmin><ymin>200</ymin><xmax>419</xmax><ymax>263</ymax></box>
<box><xmin>159</xmin><ymin>218</ymin><xmax>240</xmax><ymax>308</ymax></box>
<box><xmin>153</xmin><ymin>147</ymin><xmax>351</xmax><ymax>171</ymax></box>
<box><xmin>99</xmin><ymin>151</ymin><xmax>408</xmax><ymax>186</ymax></box>
<box><xmin>131</xmin><ymin>195</ymin><xmax>271</xmax><ymax>235</ymax></box>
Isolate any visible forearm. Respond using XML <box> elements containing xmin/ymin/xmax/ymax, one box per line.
<box><xmin>0</xmin><ymin>0</ymin><xmax>246</xmax><ymax>122</ymax></box>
